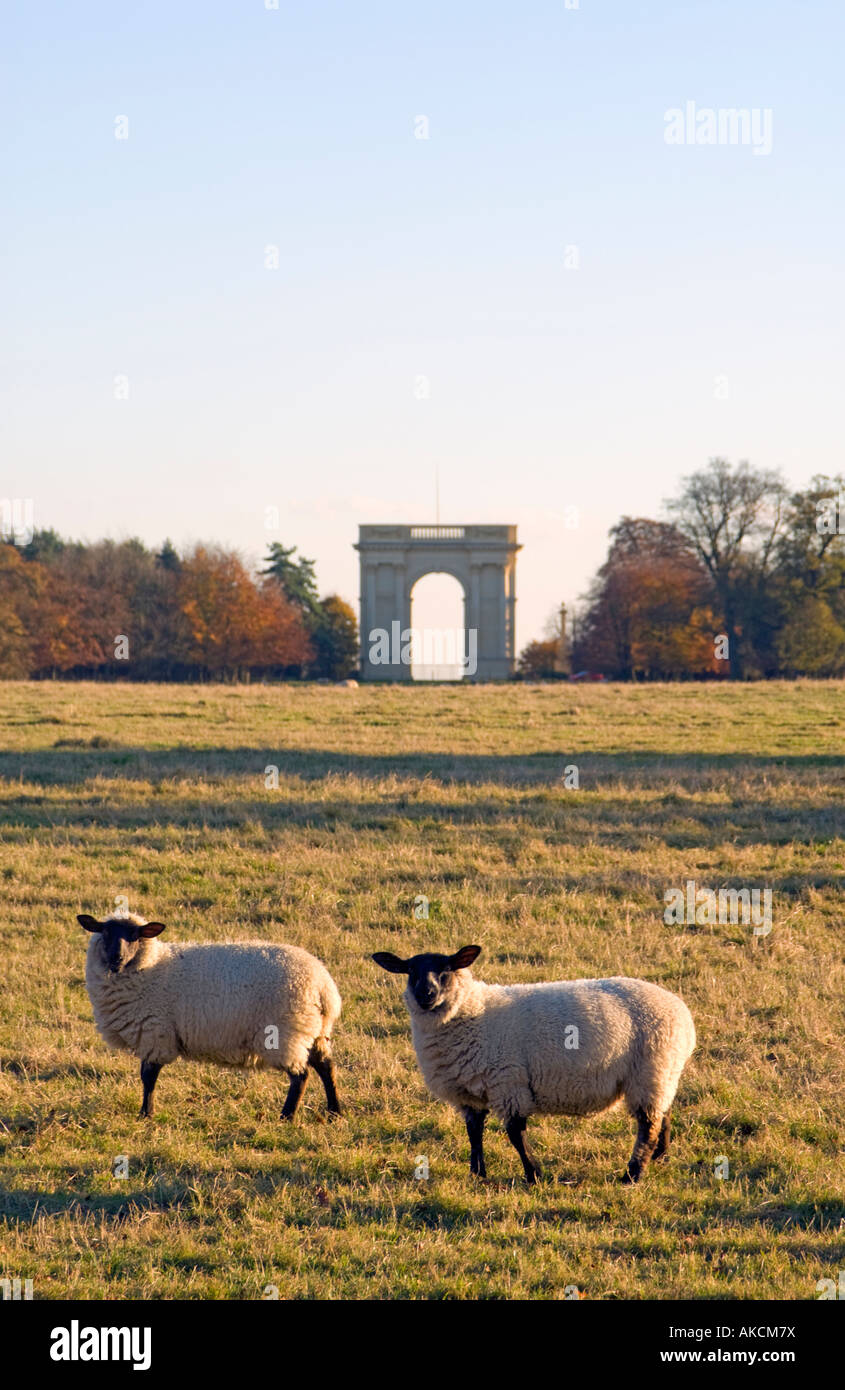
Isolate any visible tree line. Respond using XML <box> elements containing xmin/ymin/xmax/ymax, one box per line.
<box><xmin>0</xmin><ymin>533</ymin><xmax>358</xmax><ymax>681</ymax></box>
<box><xmin>4</xmin><ymin>460</ymin><xmax>844</xmax><ymax>683</ymax></box>
<box><xmin>519</xmin><ymin>460</ymin><xmax>845</xmax><ymax>680</ymax></box>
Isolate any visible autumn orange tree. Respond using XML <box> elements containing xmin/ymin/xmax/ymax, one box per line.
<box><xmin>0</xmin><ymin>544</ymin><xmax>44</xmax><ymax>676</ymax></box>
<box><xmin>176</xmin><ymin>546</ymin><xmax>312</xmax><ymax>679</ymax></box>
<box><xmin>575</xmin><ymin>518</ymin><xmax>721</xmax><ymax>679</ymax></box>
<box><xmin>0</xmin><ymin>534</ymin><xmax>313</xmax><ymax>680</ymax></box>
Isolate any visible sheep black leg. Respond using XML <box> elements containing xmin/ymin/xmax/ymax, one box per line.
<box><xmin>623</xmin><ymin>1107</ymin><xmax>661</xmax><ymax>1183</ymax></box>
<box><xmin>308</xmin><ymin>1040</ymin><xmax>342</xmax><ymax>1118</ymax></box>
<box><xmin>281</xmin><ymin>1069</ymin><xmax>309</xmax><ymax>1120</ymax></box>
<box><xmin>652</xmin><ymin>1110</ymin><xmax>671</xmax><ymax>1162</ymax></box>
<box><xmin>464</xmin><ymin>1107</ymin><xmax>488</xmax><ymax>1178</ymax></box>
<box><xmin>505</xmin><ymin>1115</ymin><xmax>542</xmax><ymax>1185</ymax></box>
<box><xmin>139</xmin><ymin>1060</ymin><xmax>162</xmax><ymax>1119</ymax></box>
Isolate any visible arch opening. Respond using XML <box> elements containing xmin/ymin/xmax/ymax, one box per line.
<box><xmin>409</xmin><ymin>572</ymin><xmax>467</xmax><ymax>681</ymax></box>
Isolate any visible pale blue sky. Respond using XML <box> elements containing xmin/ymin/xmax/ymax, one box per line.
<box><xmin>3</xmin><ymin>0</ymin><xmax>843</xmax><ymax>648</ymax></box>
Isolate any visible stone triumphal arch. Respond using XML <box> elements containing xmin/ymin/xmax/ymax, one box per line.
<box><xmin>355</xmin><ymin>524</ymin><xmax>521</xmax><ymax>681</ymax></box>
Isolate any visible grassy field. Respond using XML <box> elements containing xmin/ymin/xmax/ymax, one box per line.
<box><xmin>1</xmin><ymin>679</ymin><xmax>843</xmax><ymax>1300</ymax></box>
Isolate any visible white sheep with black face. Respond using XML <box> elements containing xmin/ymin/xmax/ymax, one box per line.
<box><xmin>80</xmin><ymin>912</ymin><xmax>342</xmax><ymax>1122</ymax></box>
<box><xmin>372</xmin><ymin>945</ymin><xmax>695</xmax><ymax>1185</ymax></box>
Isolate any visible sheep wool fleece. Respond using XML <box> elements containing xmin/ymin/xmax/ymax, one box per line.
<box><xmin>409</xmin><ymin>972</ymin><xmax>696</xmax><ymax>1122</ymax></box>
<box><xmin>86</xmin><ymin>936</ymin><xmax>341</xmax><ymax>1074</ymax></box>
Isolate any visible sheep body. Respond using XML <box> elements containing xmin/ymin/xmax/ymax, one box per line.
<box><xmin>410</xmin><ymin>974</ymin><xmax>695</xmax><ymax>1125</ymax></box>
<box><xmin>373</xmin><ymin>946</ymin><xmax>694</xmax><ymax>1182</ymax></box>
<box><xmin>82</xmin><ymin>913</ymin><xmax>342</xmax><ymax>1120</ymax></box>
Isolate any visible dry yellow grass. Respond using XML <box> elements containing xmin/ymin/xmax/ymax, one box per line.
<box><xmin>1</xmin><ymin>679</ymin><xmax>843</xmax><ymax>1299</ymax></box>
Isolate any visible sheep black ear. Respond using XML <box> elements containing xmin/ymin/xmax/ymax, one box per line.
<box><xmin>450</xmin><ymin>945</ymin><xmax>482</xmax><ymax>970</ymax></box>
<box><xmin>139</xmin><ymin>922</ymin><xmax>167</xmax><ymax>937</ymax></box>
<box><xmin>371</xmin><ymin>952</ymin><xmax>409</xmax><ymax>974</ymax></box>
<box><xmin>78</xmin><ymin>914</ymin><xmax>103</xmax><ymax>932</ymax></box>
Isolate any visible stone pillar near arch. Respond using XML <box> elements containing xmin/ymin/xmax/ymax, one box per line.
<box><xmin>355</xmin><ymin>524</ymin><xmax>521</xmax><ymax>681</ymax></box>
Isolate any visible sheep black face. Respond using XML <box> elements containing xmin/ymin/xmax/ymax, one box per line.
<box><xmin>78</xmin><ymin>914</ymin><xmax>166</xmax><ymax>974</ymax></box>
<box><xmin>372</xmin><ymin>945</ymin><xmax>481</xmax><ymax>1012</ymax></box>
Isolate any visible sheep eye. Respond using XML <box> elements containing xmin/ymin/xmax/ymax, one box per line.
<box><xmin>439</xmin><ymin>971</ymin><xmax>450</xmax><ymax>985</ymax></box>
